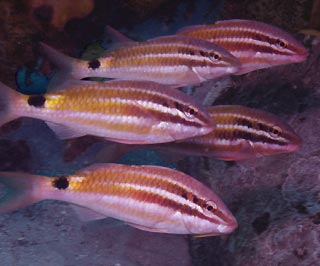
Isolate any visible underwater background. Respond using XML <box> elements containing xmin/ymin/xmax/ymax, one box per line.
<box><xmin>0</xmin><ymin>0</ymin><xmax>319</xmax><ymax>265</ymax></box>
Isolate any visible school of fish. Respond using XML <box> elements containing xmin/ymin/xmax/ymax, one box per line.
<box><xmin>0</xmin><ymin>19</ymin><xmax>307</xmax><ymax>237</ymax></box>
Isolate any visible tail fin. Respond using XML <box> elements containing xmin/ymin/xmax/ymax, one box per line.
<box><xmin>0</xmin><ymin>172</ymin><xmax>46</xmax><ymax>215</ymax></box>
<box><xmin>0</xmin><ymin>82</ymin><xmax>20</xmax><ymax>127</ymax></box>
<box><xmin>40</xmin><ymin>42</ymin><xmax>84</xmax><ymax>80</ymax></box>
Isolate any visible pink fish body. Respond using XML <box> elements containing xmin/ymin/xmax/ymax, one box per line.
<box><xmin>0</xmin><ymin>80</ymin><xmax>215</xmax><ymax>144</ymax></box>
<box><xmin>0</xmin><ymin>164</ymin><xmax>237</xmax><ymax>236</ymax></box>
<box><xmin>178</xmin><ymin>19</ymin><xmax>308</xmax><ymax>74</ymax></box>
<box><xmin>150</xmin><ymin>105</ymin><xmax>302</xmax><ymax>160</ymax></box>
<box><xmin>40</xmin><ymin>35</ymin><xmax>241</xmax><ymax>86</ymax></box>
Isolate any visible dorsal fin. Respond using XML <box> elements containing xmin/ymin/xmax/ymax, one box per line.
<box><xmin>105</xmin><ymin>25</ymin><xmax>136</xmax><ymax>44</ymax></box>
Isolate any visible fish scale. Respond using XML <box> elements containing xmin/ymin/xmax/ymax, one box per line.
<box><xmin>178</xmin><ymin>19</ymin><xmax>308</xmax><ymax>74</ymax></box>
<box><xmin>0</xmin><ymin>164</ymin><xmax>237</xmax><ymax>236</ymax></box>
<box><xmin>0</xmin><ymin>80</ymin><xmax>214</xmax><ymax>144</ymax></box>
<box><xmin>149</xmin><ymin>105</ymin><xmax>302</xmax><ymax>160</ymax></box>
<box><xmin>40</xmin><ymin>35</ymin><xmax>241</xmax><ymax>86</ymax></box>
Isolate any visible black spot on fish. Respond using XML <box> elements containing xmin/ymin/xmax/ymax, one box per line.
<box><xmin>257</xmin><ymin>122</ymin><xmax>265</xmax><ymax>131</ymax></box>
<box><xmin>255</xmin><ymin>34</ymin><xmax>263</xmax><ymax>41</ymax></box>
<box><xmin>252</xmin><ymin>212</ymin><xmax>270</xmax><ymax>234</ymax></box>
<box><xmin>52</xmin><ymin>176</ymin><xmax>69</xmax><ymax>190</ymax></box>
<box><xmin>187</xmin><ymin>50</ymin><xmax>195</xmax><ymax>56</ymax></box>
<box><xmin>174</xmin><ymin>102</ymin><xmax>184</xmax><ymax>112</ymax></box>
<box><xmin>193</xmin><ymin>196</ymin><xmax>199</xmax><ymax>203</ymax></box>
<box><xmin>162</xmin><ymin>101</ymin><xmax>169</xmax><ymax>108</ymax></box>
<box><xmin>28</xmin><ymin>95</ymin><xmax>46</xmax><ymax>108</ymax></box>
<box><xmin>237</xmin><ymin>118</ymin><xmax>253</xmax><ymax>129</ymax></box>
<box><xmin>88</xmin><ymin>59</ymin><xmax>101</xmax><ymax>70</ymax></box>
<box><xmin>181</xmin><ymin>193</ymin><xmax>188</xmax><ymax>199</ymax></box>
<box><xmin>199</xmin><ymin>50</ymin><xmax>207</xmax><ymax>57</ymax></box>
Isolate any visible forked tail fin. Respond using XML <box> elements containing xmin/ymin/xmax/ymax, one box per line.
<box><xmin>0</xmin><ymin>81</ymin><xmax>20</xmax><ymax>127</ymax></box>
<box><xmin>40</xmin><ymin>42</ymin><xmax>84</xmax><ymax>80</ymax></box>
<box><xmin>0</xmin><ymin>172</ymin><xmax>46</xmax><ymax>215</ymax></box>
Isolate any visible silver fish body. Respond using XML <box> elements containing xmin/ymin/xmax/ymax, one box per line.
<box><xmin>0</xmin><ymin>164</ymin><xmax>237</xmax><ymax>236</ymax></box>
<box><xmin>149</xmin><ymin>105</ymin><xmax>302</xmax><ymax>160</ymax></box>
<box><xmin>178</xmin><ymin>19</ymin><xmax>308</xmax><ymax>74</ymax></box>
<box><xmin>41</xmin><ymin>35</ymin><xmax>241</xmax><ymax>86</ymax></box>
<box><xmin>0</xmin><ymin>80</ymin><xmax>215</xmax><ymax>144</ymax></box>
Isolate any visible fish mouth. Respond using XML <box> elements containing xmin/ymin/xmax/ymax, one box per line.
<box><xmin>286</xmin><ymin>142</ymin><xmax>302</xmax><ymax>152</ymax></box>
<box><xmin>216</xmin><ymin>209</ymin><xmax>238</xmax><ymax>234</ymax></box>
<box><xmin>194</xmin><ymin>216</ymin><xmax>238</xmax><ymax>238</ymax></box>
<box><xmin>288</xmin><ymin>51</ymin><xmax>308</xmax><ymax>63</ymax></box>
<box><xmin>217</xmin><ymin>219</ymin><xmax>238</xmax><ymax>234</ymax></box>
<box><xmin>287</xmin><ymin>134</ymin><xmax>303</xmax><ymax>152</ymax></box>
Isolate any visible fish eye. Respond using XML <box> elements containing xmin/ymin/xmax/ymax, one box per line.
<box><xmin>269</xmin><ymin>126</ymin><xmax>281</xmax><ymax>138</ymax></box>
<box><xmin>209</xmin><ymin>52</ymin><xmax>221</xmax><ymax>61</ymax></box>
<box><xmin>188</xmin><ymin>108</ymin><xmax>197</xmax><ymax>115</ymax></box>
<box><xmin>275</xmin><ymin>39</ymin><xmax>288</xmax><ymax>49</ymax></box>
<box><xmin>203</xmin><ymin>200</ymin><xmax>217</xmax><ymax>214</ymax></box>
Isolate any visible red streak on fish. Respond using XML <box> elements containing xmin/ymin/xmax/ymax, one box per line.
<box><xmin>0</xmin><ymin>80</ymin><xmax>215</xmax><ymax>144</ymax></box>
<box><xmin>150</xmin><ymin>105</ymin><xmax>302</xmax><ymax>160</ymax></box>
<box><xmin>0</xmin><ymin>164</ymin><xmax>237</xmax><ymax>236</ymax></box>
<box><xmin>178</xmin><ymin>19</ymin><xmax>308</xmax><ymax>74</ymax></box>
<box><xmin>40</xmin><ymin>35</ymin><xmax>241</xmax><ymax>86</ymax></box>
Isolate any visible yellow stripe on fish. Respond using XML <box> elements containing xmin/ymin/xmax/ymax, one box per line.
<box><xmin>149</xmin><ymin>105</ymin><xmax>302</xmax><ymax>160</ymax></box>
<box><xmin>40</xmin><ymin>35</ymin><xmax>241</xmax><ymax>86</ymax></box>
<box><xmin>0</xmin><ymin>164</ymin><xmax>237</xmax><ymax>236</ymax></box>
<box><xmin>0</xmin><ymin>80</ymin><xmax>215</xmax><ymax>144</ymax></box>
<box><xmin>178</xmin><ymin>19</ymin><xmax>308</xmax><ymax>74</ymax></box>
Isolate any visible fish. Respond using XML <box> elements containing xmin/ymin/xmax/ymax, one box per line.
<box><xmin>147</xmin><ymin>105</ymin><xmax>302</xmax><ymax>160</ymax></box>
<box><xmin>0</xmin><ymin>79</ymin><xmax>215</xmax><ymax>144</ymax></box>
<box><xmin>40</xmin><ymin>35</ymin><xmax>241</xmax><ymax>86</ymax></box>
<box><xmin>177</xmin><ymin>19</ymin><xmax>308</xmax><ymax>75</ymax></box>
<box><xmin>0</xmin><ymin>163</ymin><xmax>238</xmax><ymax>236</ymax></box>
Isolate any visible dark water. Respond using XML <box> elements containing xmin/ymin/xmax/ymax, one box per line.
<box><xmin>0</xmin><ymin>1</ymin><xmax>319</xmax><ymax>265</ymax></box>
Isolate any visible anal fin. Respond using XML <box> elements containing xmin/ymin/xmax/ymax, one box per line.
<box><xmin>71</xmin><ymin>205</ymin><xmax>108</xmax><ymax>222</ymax></box>
<box><xmin>127</xmin><ymin>222</ymin><xmax>168</xmax><ymax>233</ymax></box>
<box><xmin>45</xmin><ymin>121</ymin><xmax>87</xmax><ymax>139</ymax></box>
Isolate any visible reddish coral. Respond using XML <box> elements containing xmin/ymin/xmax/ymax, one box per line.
<box><xmin>28</xmin><ymin>0</ymin><xmax>94</xmax><ymax>30</ymax></box>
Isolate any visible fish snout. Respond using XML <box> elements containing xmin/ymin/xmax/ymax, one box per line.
<box><xmin>293</xmin><ymin>50</ymin><xmax>308</xmax><ymax>63</ymax></box>
<box><xmin>217</xmin><ymin>216</ymin><xmax>238</xmax><ymax>234</ymax></box>
<box><xmin>189</xmin><ymin>109</ymin><xmax>217</xmax><ymax>136</ymax></box>
<box><xmin>286</xmin><ymin>134</ymin><xmax>302</xmax><ymax>152</ymax></box>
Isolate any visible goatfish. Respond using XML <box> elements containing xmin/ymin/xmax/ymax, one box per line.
<box><xmin>145</xmin><ymin>105</ymin><xmax>302</xmax><ymax>160</ymax></box>
<box><xmin>0</xmin><ymin>163</ymin><xmax>237</xmax><ymax>236</ymax></box>
<box><xmin>40</xmin><ymin>35</ymin><xmax>241</xmax><ymax>86</ymax></box>
<box><xmin>0</xmin><ymin>79</ymin><xmax>215</xmax><ymax>144</ymax></box>
<box><xmin>177</xmin><ymin>19</ymin><xmax>308</xmax><ymax>75</ymax></box>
